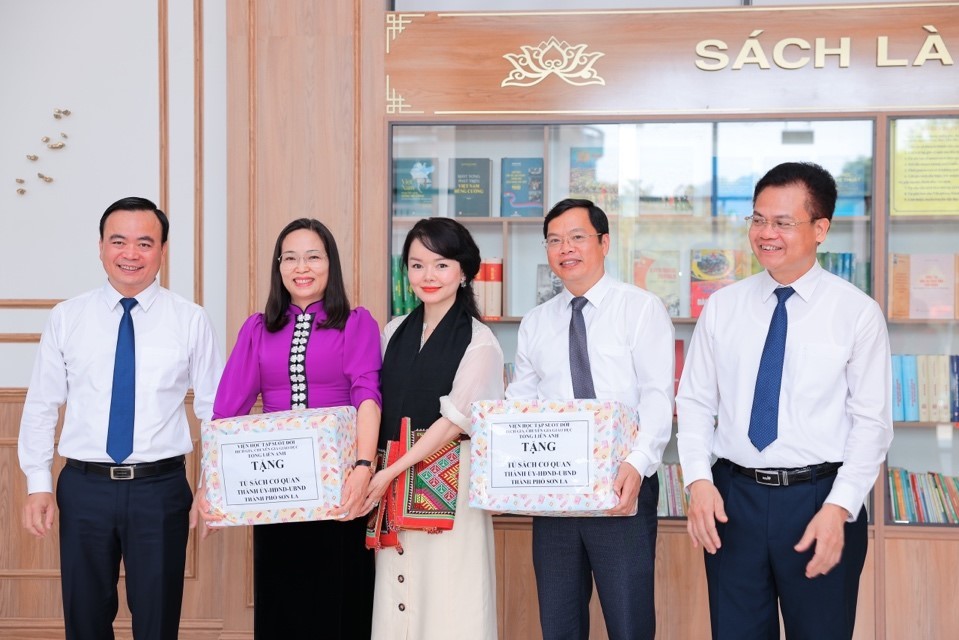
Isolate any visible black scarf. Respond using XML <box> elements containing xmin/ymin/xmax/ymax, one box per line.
<box><xmin>379</xmin><ymin>299</ymin><xmax>473</xmax><ymax>449</ymax></box>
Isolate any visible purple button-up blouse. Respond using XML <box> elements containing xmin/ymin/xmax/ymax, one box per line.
<box><xmin>213</xmin><ymin>303</ymin><xmax>382</xmax><ymax>419</ymax></box>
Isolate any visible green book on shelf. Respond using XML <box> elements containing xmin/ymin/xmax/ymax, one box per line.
<box><xmin>449</xmin><ymin>157</ymin><xmax>492</xmax><ymax>217</ymax></box>
<box><xmin>393</xmin><ymin>157</ymin><xmax>439</xmax><ymax>217</ymax></box>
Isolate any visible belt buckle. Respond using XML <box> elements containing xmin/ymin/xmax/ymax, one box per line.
<box><xmin>110</xmin><ymin>465</ymin><xmax>135</xmax><ymax>480</ymax></box>
<box><xmin>754</xmin><ymin>469</ymin><xmax>783</xmax><ymax>486</ymax></box>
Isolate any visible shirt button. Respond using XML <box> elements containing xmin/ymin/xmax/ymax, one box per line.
<box><xmin>398</xmin><ymin>603</ymin><xmax>406</xmax><ymax>612</ymax></box>
<box><xmin>398</xmin><ymin>575</ymin><xmax>405</xmax><ymax>583</ymax></box>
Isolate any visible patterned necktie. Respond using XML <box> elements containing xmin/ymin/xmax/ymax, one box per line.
<box><xmin>748</xmin><ymin>287</ymin><xmax>795</xmax><ymax>451</ymax></box>
<box><xmin>569</xmin><ymin>296</ymin><xmax>595</xmax><ymax>399</ymax></box>
<box><xmin>107</xmin><ymin>297</ymin><xmax>138</xmax><ymax>463</ymax></box>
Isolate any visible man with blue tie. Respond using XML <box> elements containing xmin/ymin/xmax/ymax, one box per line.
<box><xmin>677</xmin><ymin>163</ymin><xmax>893</xmax><ymax>639</ymax></box>
<box><xmin>506</xmin><ymin>198</ymin><xmax>675</xmax><ymax>640</ymax></box>
<box><xmin>18</xmin><ymin>197</ymin><xmax>223</xmax><ymax>640</ymax></box>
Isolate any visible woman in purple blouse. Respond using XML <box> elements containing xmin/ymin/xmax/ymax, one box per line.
<box><xmin>211</xmin><ymin>218</ymin><xmax>381</xmax><ymax>639</ymax></box>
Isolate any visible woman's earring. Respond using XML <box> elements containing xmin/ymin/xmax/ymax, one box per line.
<box><xmin>460</xmin><ymin>278</ymin><xmax>467</xmax><ymax>288</ymax></box>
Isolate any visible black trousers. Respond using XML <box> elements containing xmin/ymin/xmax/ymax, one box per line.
<box><xmin>705</xmin><ymin>460</ymin><xmax>868</xmax><ymax>640</ymax></box>
<box><xmin>532</xmin><ymin>473</ymin><xmax>659</xmax><ymax>640</ymax></box>
<box><xmin>253</xmin><ymin>517</ymin><xmax>374</xmax><ymax>640</ymax></box>
<box><xmin>56</xmin><ymin>463</ymin><xmax>192</xmax><ymax>640</ymax></box>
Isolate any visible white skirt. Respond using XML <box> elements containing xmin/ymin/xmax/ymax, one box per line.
<box><xmin>371</xmin><ymin>440</ymin><xmax>498</xmax><ymax>640</ymax></box>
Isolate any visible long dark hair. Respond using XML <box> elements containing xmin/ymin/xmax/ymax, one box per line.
<box><xmin>264</xmin><ymin>218</ymin><xmax>350</xmax><ymax>332</ymax></box>
<box><xmin>401</xmin><ymin>217</ymin><xmax>482</xmax><ymax>321</ymax></box>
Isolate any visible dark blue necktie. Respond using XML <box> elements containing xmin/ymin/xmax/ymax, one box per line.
<box><xmin>569</xmin><ymin>296</ymin><xmax>595</xmax><ymax>399</ymax></box>
<box><xmin>748</xmin><ymin>287</ymin><xmax>795</xmax><ymax>451</ymax></box>
<box><xmin>107</xmin><ymin>298</ymin><xmax>138</xmax><ymax>463</ymax></box>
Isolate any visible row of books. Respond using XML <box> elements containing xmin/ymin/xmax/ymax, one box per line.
<box><xmin>474</xmin><ymin>259</ymin><xmax>504</xmax><ymax>320</ymax></box>
<box><xmin>888</xmin><ymin>253</ymin><xmax>959</xmax><ymax>320</ymax></box>
<box><xmin>393</xmin><ymin>157</ymin><xmax>544</xmax><ymax>218</ymax></box>
<box><xmin>656</xmin><ymin>463</ymin><xmax>690</xmax><ymax>518</ymax></box>
<box><xmin>390</xmin><ymin>255</ymin><xmax>416</xmax><ymax>316</ymax></box>
<box><xmin>887</xmin><ymin>467</ymin><xmax>959</xmax><ymax>524</ymax></box>
<box><xmin>891</xmin><ymin>354</ymin><xmax>959</xmax><ymax>423</ymax></box>
<box><xmin>816</xmin><ymin>252</ymin><xmax>871</xmax><ymax>295</ymax></box>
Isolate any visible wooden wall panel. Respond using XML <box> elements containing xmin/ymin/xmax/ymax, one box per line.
<box><xmin>883</xmin><ymin>536</ymin><xmax>959</xmax><ymax>639</ymax></box>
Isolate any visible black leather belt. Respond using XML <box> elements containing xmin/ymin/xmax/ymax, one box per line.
<box><xmin>721</xmin><ymin>458</ymin><xmax>842</xmax><ymax>487</ymax></box>
<box><xmin>66</xmin><ymin>455</ymin><xmax>185</xmax><ymax>480</ymax></box>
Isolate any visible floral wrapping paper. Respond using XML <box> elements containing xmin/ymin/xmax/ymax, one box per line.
<box><xmin>200</xmin><ymin>406</ymin><xmax>356</xmax><ymax>526</ymax></box>
<box><xmin>469</xmin><ymin>399</ymin><xmax>639</xmax><ymax>516</ymax></box>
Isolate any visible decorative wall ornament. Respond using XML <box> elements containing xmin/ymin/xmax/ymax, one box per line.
<box><xmin>386</xmin><ymin>13</ymin><xmax>423</xmax><ymax>54</ymax></box>
<box><xmin>17</xmin><ymin>188</ymin><xmax>26</xmax><ymax>195</ymax></box>
<box><xmin>26</xmin><ymin>155</ymin><xmax>38</xmax><ymax>161</ymax></box>
<box><xmin>386</xmin><ymin>75</ymin><xmax>422</xmax><ymax>115</ymax></box>
<box><xmin>41</xmin><ymin>136</ymin><xmax>50</xmax><ymax>143</ymax></box>
<box><xmin>37</xmin><ymin>173</ymin><xmax>53</xmax><ymax>183</ymax></box>
<box><xmin>15</xmin><ymin>178</ymin><xmax>24</xmax><ymax>184</ymax></box>
<box><xmin>501</xmin><ymin>36</ymin><xmax>606</xmax><ymax>88</ymax></box>
<box><xmin>47</xmin><ymin>141</ymin><xmax>65</xmax><ymax>149</ymax></box>
<box><xmin>14</xmin><ymin>107</ymin><xmax>72</xmax><ymax>196</ymax></box>
<box><xmin>52</xmin><ymin>108</ymin><xmax>71</xmax><ymax>119</ymax></box>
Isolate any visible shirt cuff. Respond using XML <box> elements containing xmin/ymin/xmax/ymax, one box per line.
<box><xmin>824</xmin><ymin>478</ymin><xmax>865</xmax><ymax>522</ymax></box>
<box><xmin>625</xmin><ymin>450</ymin><xmax>657</xmax><ymax>479</ymax></box>
<box><xmin>439</xmin><ymin>395</ymin><xmax>469</xmax><ymax>432</ymax></box>
<box><xmin>27</xmin><ymin>472</ymin><xmax>54</xmax><ymax>495</ymax></box>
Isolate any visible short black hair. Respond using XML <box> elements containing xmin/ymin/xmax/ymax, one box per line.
<box><xmin>264</xmin><ymin>218</ymin><xmax>351</xmax><ymax>332</ymax></box>
<box><xmin>543</xmin><ymin>198</ymin><xmax>609</xmax><ymax>239</ymax></box>
<box><xmin>402</xmin><ymin>217</ymin><xmax>483</xmax><ymax>321</ymax></box>
<box><xmin>99</xmin><ymin>197</ymin><xmax>169</xmax><ymax>243</ymax></box>
<box><xmin>753</xmin><ymin>162</ymin><xmax>838</xmax><ymax>221</ymax></box>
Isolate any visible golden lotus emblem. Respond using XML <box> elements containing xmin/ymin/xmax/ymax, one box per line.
<box><xmin>502</xmin><ymin>36</ymin><xmax>606</xmax><ymax>88</ymax></box>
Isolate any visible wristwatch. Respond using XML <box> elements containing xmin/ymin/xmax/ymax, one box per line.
<box><xmin>354</xmin><ymin>459</ymin><xmax>373</xmax><ymax>470</ymax></box>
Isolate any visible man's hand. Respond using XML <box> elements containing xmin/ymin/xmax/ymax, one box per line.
<box><xmin>607</xmin><ymin>461</ymin><xmax>642</xmax><ymax>516</ymax></box>
<box><xmin>686</xmin><ymin>479</ymin><xmax>728</xmax><ymax>554</ymax></box>
<box><xmin>190</xmin><ymin>485</ymin><xmax>223</xmax><ymax>540</ymax></box>
<box><xmin>794</xmin><ymin>503</ymin><xmax>849</xmax><ymax>578</ymax></box>
<box><xmin>23</xmin><ymin>492</ymin><xmax>56</xmax><ymax>538</ymax></box>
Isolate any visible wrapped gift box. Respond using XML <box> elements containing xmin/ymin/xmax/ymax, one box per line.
<box><xmin>469</xmin><ymin>399</ymin><xmax>640</xmax><ymax>516</ymax></box>
<box><xmin>200</xmin><ymin>406</ymin><xmax>356</xmax><ymax>526</ymax></box>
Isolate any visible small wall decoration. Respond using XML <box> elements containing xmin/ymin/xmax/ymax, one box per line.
<box><xmin>14</xmin><ymin>107</ymin><xmax>72</xmax><ymax>195</ymax></box>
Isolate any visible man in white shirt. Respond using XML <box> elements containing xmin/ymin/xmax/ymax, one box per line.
<box><xmin>507</xmin><ymin>199</ymin><xmax>674</xmax><ymax>640</ymax></box>
<box><xmin>19</xmin><ymin>197</ymin><xmax>223</xmax><ymax>640</ymax></box>
<box><xmin>677</xmin><ymin>163</ymin><xmax>893</xmax><ymax>639</ymax></box>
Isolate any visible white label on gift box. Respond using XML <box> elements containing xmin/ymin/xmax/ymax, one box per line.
<box><xmin>218</xmin><ymin>429</ymin><xmax>321</xmax><ymax>511</ymax></box>
<box><xmin>487</xmin><ymin>410</ymin><xmax>593</xmax><ymax>495</ymax></box>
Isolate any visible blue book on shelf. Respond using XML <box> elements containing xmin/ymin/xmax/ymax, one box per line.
<box><xmin>951</xmin><ymin>355</ymin><xmax>959</xmax><ymax>423</ymax></box>
<box><xmin>500</xmin><ymin>157</ymin><xmax>544</xmax><ymax>217</ymax></box>
<box><xmin>891</xmin><ymin>355</ymin><xmax>905</xmax><ymax>422</ymax></box>
<box><xmin>840</xmin><ymin>252</ymin><xmax>853</xmax><ymax>282</ymax></box>
<box><xmin>901</xmin><ymin>354</ymin><xmax>920</xmax><ymax>422</ymax></box>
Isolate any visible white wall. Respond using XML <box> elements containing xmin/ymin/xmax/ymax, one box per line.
<box><xmin>0</xmin><ymin>0</ymin><xmax>227</xmax><ymax>386</ymax></box>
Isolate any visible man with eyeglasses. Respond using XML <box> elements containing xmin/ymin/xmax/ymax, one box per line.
<box><xmin>677</xmin><ymin>162</ymin><xmax>892</xmax><ymax>639</ymax></box>
<box><xmin>506</xmin><ymin>198</ymin><xmax>674</xmax><ymax>640</ymax></box>
<box><xmin>18</xmin><ymin>197</ymin><xmax>223</xmax><ymax>640</ymax></box>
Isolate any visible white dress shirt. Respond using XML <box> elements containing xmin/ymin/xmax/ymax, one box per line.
<box><xmin>676</xmin><ymin>263</ymin><xmax>893</xmax><ymax>516</ymax></box>
<box><xmin>506</xmin><ymin>273</ymin><xmax>675</xmax><ymax>478</ymax></box>
<box><xmin>19</xmin><ymin>281</ymin><xmax>224</xmax><ymax>494</ymax></box>
<box><xmin>382</xmin><ymin>315</ymin><xmax>505</xmax><ymax>431</ymax></box>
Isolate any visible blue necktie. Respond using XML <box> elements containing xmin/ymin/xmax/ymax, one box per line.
<box><xmin>569</xmin><ymin>296</ymin><xmax>595</xmax><ymax>399</ymax></box>
<box><xmin>107</xmin><ymin>298</ymin><xmax>138</xmax><ymax>463</ymax></box>
<box><xmin>748</xmin><ymin>287</ymin><xmax>795</xmax><ymax>452</ymax></box>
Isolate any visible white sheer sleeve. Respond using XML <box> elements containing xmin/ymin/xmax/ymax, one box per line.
<box><xmin>439</xmin><ymin>320</ymin><xmax>505</xmax><ymax>433</ymax></box>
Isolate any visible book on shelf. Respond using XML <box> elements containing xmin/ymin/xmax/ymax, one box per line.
<box><xmin>449</xmin><ymin>157</ymin><xmax>492</xmax><ymax>217</ymax></box>
<box><xmin>535</xmin><ymin>264</ymin><xmax>564</xmax><ymax>305</ymax></box>
<box><xmin>474</xmin><ymin>260</ymin><xmax>488</xmax><ymax>316</ymax></box>
<box><xmin>633</xmin><ymin>250</ymin><xmax>681</xmax><ymax>317</ymax></box>
<box><xmin>391</xmin><ymin>255</ymin><xmax>405</xmax><ymax>316</ymax></box>
<box><xmin>917</xmin><ymin>355</ymin><xmax>932</xmax><ymax>422</ymax></box>
<box><xmin>569</xmin><ymin>146</ymin><xmax>621</xmax><ymax>209</ymax></box>
<box><xmin>674</xmin><ymin>339</ymin><xmax>685</xmax><ymax>400</ymax></box>
<box><xmin>951</xmin><ymin>355</ymin><xmax>959</xmax><ymax>423</ymax></box>
<box><xmin>816</xmin><ymin>252</ymin><xmax>869</xmax><ymax>293</ymax></box>
<box><xmin>500</xmin><ymin>157</ymin><xmax>544</xmax><ymax>217</ymax></box>
<box><xmin>891</xmin><ymin>354</ymin><xmax>905</xmax><ymax>422</ymax></box>
<box><xmin>503</xmin><ymin>362</ymin><xmax>516</xmax><ymax>387</ymax></box>
<box><xmin>483</xmin><ymin>258</ymin><xmax>503</xmax><ymax>320</ymax></box>
<box><xmin>393</xmin><ymin>157</ymin><xmax>439</xmax><ymax>217</ymax></box>
<box><xmin>888</xmin><ymin>253</ymin><xmax>958</xmax><ymax>320</ymax></box>
<box><xmin>933</xmin><ymin>354</ymin><xmax>952</xmax><ymax>422</ymax></box>
<box><xmin>900</xmin><ymin>354</ymin><xmax>920</xmax><ymax>422</ymax></box>
<box><xmin>689</xmin><ymin>248</ymin><xmax>748</xmax><ymax>319</ymax></box>
<box><xmin>656</xmin><ymin>463</ymin><xmax>689</xmax><ymax>518</ymax></box>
